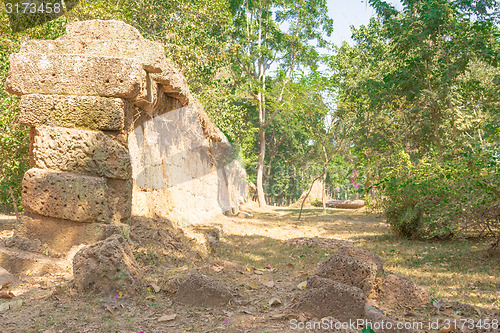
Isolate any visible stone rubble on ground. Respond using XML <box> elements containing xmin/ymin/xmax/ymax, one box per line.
<box><xmin>72</xmin><ymin>234</ymin><xmax>142</xmax><ymax>294</ymax></box>
<box><xmin>294</xmin><ymin>242</ymin><xmax>429</xmax><ymax>333</ymax></box>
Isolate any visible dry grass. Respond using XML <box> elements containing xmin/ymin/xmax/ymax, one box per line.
<box><xmin>1</xmin><ymin>207</ymin><xmax>498</xmax><ymax>332</ymax></box>
<box><xmin>212</xmin><ymin>205</ymin><xmax>500</xmax><ymax>310</ymax></box>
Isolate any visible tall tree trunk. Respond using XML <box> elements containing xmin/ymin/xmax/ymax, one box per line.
<box><xmin>256</xmin><ymin>125</ymin><xmax>267</xmax><ymax>207</ymax></box>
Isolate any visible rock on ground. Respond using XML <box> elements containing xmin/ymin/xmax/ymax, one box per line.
<box><xmin>336</xmin><ymin>246</ymin><xmax>384</xmax><ymax>276</ymax></box>
<box><xmin>173</xmin><ymin>273</ymin><xmax>233</xmax><ymax>307</ymax></box>
<box><xmin>0</xmin><ymin>266</ymin><xmax>19</xmax><ymax>286</ymax></box>
<box><xmin>73</xmin><ymin>235</ymin><xmax>142</xmax><ymax>294</ymax></box>
<box><xmin>315</xmin><ymin>253</ymin><xmax>377</xmax><ymax>297</ymax></box>
<box><xmin>293</xmin><ymin>275</ymin><xmax>365</xmax><ymax>321</ymax></box>
<box><xmin>364</xmin><ymin>305</ymin><xmax>421</xmax><ymax>333</ymax></box>
<box><xmin>377</xmin><ymin>274</ymin><xmax>429</xmax><ymax>310</ymax></box>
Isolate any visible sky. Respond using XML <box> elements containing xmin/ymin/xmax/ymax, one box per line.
<box><xmin>326</xmin><ymin>0</ymin><xmax>403</xmax><ymax>46</ymax></box>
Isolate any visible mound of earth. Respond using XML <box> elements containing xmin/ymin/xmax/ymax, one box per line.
<box><xmin>173</xmin><ymin>273</ymin><xmax>233</xmax><ymax>307</ymax></box>
<box><xmin>285</xmin><ymin>237</ymin><xmax>354</xmax><ymax>249</ymax></box>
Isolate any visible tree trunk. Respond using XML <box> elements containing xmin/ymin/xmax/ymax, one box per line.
<box><xmin>322</xmin><ymin>164</ymin><xmax>327</xmax><ymax>213</ymax></box>
<box><xmin>256</xmin><ymin>123</ymin><xmax>267</xmax><ymax>208</ymax></box>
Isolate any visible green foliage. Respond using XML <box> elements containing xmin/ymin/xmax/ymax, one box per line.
<box><xmin>332</xmin><ymin>0</ymin><xmax>500</xmax><ymax>240</ymax></box>
<box><xmin>0</xmin><ymin>12</ymin><xmax>68</xmax><ymax>212</ymax></box>
<box><xmin>378</xmin><ymin>144</ymin><xmax>499</xmax><ymax>239</ymax></box>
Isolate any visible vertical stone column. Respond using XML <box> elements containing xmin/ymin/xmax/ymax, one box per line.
<box><xmin>4</xmin><ymin>20</ymin><xmax>165</xmax><ymax>255</ymax></box>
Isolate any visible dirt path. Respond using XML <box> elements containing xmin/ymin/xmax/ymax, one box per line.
<box><xmin>0</xmin><ymin>206</ymin><xmax>498</xmax><ymax>333</ymax></box>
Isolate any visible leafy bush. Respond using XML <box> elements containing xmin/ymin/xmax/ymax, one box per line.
<box><xmin>310</xmin><ymin>198</ymin><xmax>322</xmax><ymax>207</ymax></box>
<box><xmin>377</xmin><ymin>147</ymin><xmax>499</xmax><ymax>239</ymax></box>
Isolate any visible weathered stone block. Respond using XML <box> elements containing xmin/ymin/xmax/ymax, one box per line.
<box><xmin>174</xmin><ymin>273</ymin><xmax>233</xmax><ymax>307</ymax></box>
<box><xmin>336</xmin><ymin>246</ymin><xmax>384</xmax><ymax>276</ymax></box>
<box><xmin>22</xmin><ymin>168</ymin><xmax>112</xmax><ymax>223</ymax></box>
<box><xmin>378</xmin><ymin>274</ymin><xmax>429</xmax><ymax>310</ymax></box>
<box><xmin>5</xmin><ymin>53</ymin><xmax>145</xmax><ymax>98</ymax></box>
<box><xmin>293</xmin><ymin>276</ymin><xmax>365</xmax><ymax>321</ymax></box>
<box><xmin>19</xmin><ymin>94</ymin><xmax>128</xmax><ymax>130</ymax></box>
<box><xmin>31</xmin><ymin>126</ymin><xmax>131</xmax><ymax>180</ymax></box>
<box><xmin>106</xmin><ymin>178</ymin><xmax>132</xmax><ymax>221</ymax></box>
<box><xmin>62</xmin><ymin>19</ymin><xmax>144</xmax><ymax>41</ymax></box>
<box><xmin>20</xmin><ymin>39</ymin><xmax>165</xmax><ymax>73</ymax></box>
<box><xmin>73</xmin><ymin>234</ymin><xmax>142</xmax><ymax>294</ymax></box>
<box><xmin>15</xmin><ymin>213</ymin><xmax>129</xmax><ymax>256</ymax></box>
<box><xmin>316</xmin><ymin>253</ymin><xmax>377</xmax><ymax>297</ymax></box>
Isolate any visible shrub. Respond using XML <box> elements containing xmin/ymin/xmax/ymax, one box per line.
<box><xmin>377</xmin><ymin>148</ymin><xmax>499</xmax><ymax>240</ymax></box>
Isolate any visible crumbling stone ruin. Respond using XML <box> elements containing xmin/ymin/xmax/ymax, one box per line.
<box><xmin>2</xmin><ymin>19</ymin><xmax>247</xmax><ymax>258</ymax></box>
<box><xmin>293</xmin><ymin>245</ymin><xmax>429</xmax><ymax>333</ymax></box>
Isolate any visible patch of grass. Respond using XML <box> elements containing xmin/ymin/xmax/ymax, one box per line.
<box><xmin>215</xmin><ymin>206</ymin><xmax>500</xmax><ymax>310</ymax></box>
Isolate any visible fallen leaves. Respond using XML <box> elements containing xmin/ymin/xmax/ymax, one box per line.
<box><xmin>297</xmin><ymin>281</ymin><xmax>307</xmax><ymax>290</ymax></box>
<box><xmin>150</xmin><ymin>282</ymin><xmax>161</xmax><ymax>293</ymax></box>
<box><xmin>212</xmin><ymin>265</ymin><xmax>224</xmax><ymax>272</ymax></box>
<box><xmin>0</xmin><ymin>291</ymin><xmax>15</xmax><ymax>299</ymax></box>
<box><xmin>158</xmin><ymin>314</ymin><xmax>177</xmax><ymax>322</ymax></box>
<box><xmin>268</xmin><ymin>298</ymin><xmax>282</xmax><ymax>307</ymax></box>
<box><xmin>0</xmin><ymin>281</ymin><xmax>12</xmax><ymax>291</ymax></box>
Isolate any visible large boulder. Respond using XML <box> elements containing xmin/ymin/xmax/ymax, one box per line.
<box><xmin>73</xmin><ymin>235</ymin><xmax>142</xmax><ymax>294</ymax></box>
<box><xmin>173</xmin><ymin>273</ymin><xmax>233</xmax><ymax>307</ymax></box>
<box><xmin>377</xmin><ymin>274</ymin><xmax>428</xmax><ymax>310</ymax></box>
<box><xmin>316</xmin><ymin>253</ymin><xmax>377</xmax><ymax>297</ymax></box>
<box><xmin>293</xmin><ymin>276</ymin><xmax>365</xmax><ymax>321</ymax></box>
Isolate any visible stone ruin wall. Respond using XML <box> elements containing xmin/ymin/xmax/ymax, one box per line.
<box><xmin>5</xmin><ymin>20</ymin><xmax>247</xmax><ymax>255</ymax></box>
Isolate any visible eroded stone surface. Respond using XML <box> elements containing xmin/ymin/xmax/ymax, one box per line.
<box><xmin>106</xmin><ymin>178</ymin><xmax>132</xmax><ymax>221</ymax></box>
<box><xmin>129</xmin><ymin>105</ymin><xmax>247</xmax><ymax>226</ymax></box>
<box><xmin>174</xmin><ymin>273</ymin><xmax>233</xmax><ymax>307</ymax></box>
<box><xmin>294</xmin><ymin>275</ymin><xmax>365</xmax><ymax>321</ymax></box>
<box><xmin>21</xmin><ymin>39</ymin><xmax>165</xmax><ymax>73</ymax></box>
<box><xmin>31</xmin><ymin>126</ymin><xmax>131</xmax><ymax>180</ymax></box>
<box><xmin>336</xmin><ymin>246</ymin><xmax>384</xmax><ymax>276</ymax></box>
<box><xmin>62</xmin><ymin>19</ymin><xmax>144</xmax><ymax>41</ymax></box>
<box><xmin>19</xmin><ymin>94</ymin><xmax>128</xmax><ymax>130</ymax></box>
<box><xmin>6</xmin><ymin>53</ymin><xmax>145</xmax><ymax>98</ymax></box>
<box><xmin>15</xmin><ymin>213</ymin><xmax>128</xmax><ymax>257</ymax></box>
<box><xmin>73</xmin><ymin>235</ymin><xmax>142</xmax><ymax>294</ymax></box>
<box><xmin>316</xmin><ymin>253</ymin><xmax>377</xmax><ymax>297</ymax></box>
<box><xmin>378</xmin><ymin>274</ymin><xmax>429</xmax><ymax>310</ymax></box>
<box><xmin>22</xmin><ymin>168</ymin><xmax>112</xmax><ymax>223</ymax></box>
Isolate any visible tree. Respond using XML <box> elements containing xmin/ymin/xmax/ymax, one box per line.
<box><xmin>290</xmin><ymin>72</ymin><xmax>350</xmax><ymax>219</ymax></box>
<box><xmin>229</xmin><ymin>0</ymin><xmax>332</xmax><ymax>207</ymax></box>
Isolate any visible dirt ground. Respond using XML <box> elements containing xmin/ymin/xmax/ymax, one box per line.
<box><xmin>0</xmin><ymin>204</ymin><xmax>499</xmax><ymax>333</ymax></box>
